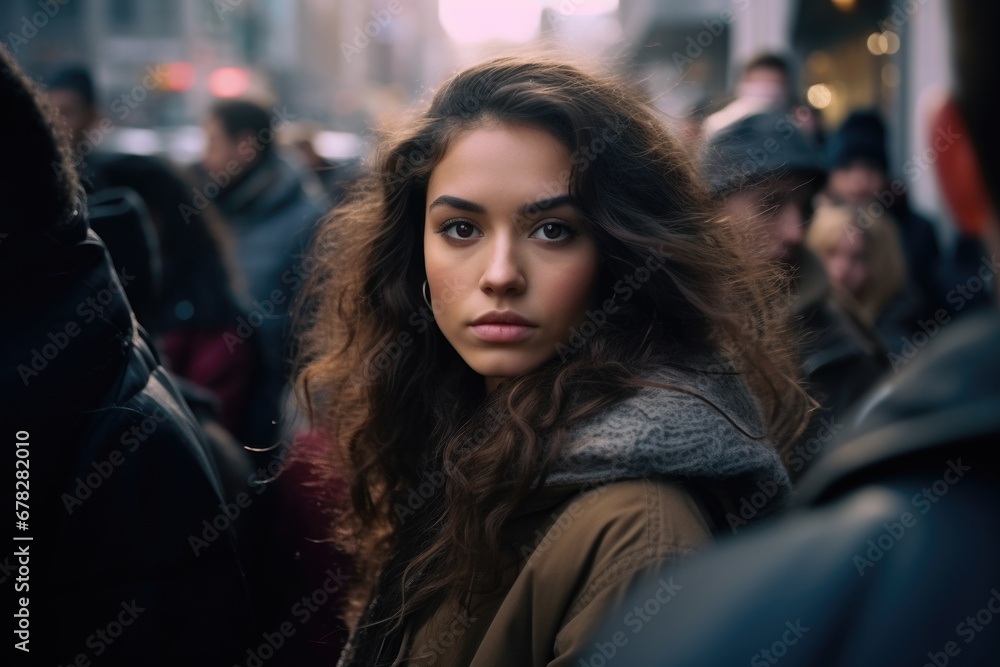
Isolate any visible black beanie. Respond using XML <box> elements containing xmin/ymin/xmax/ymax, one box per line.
<box><xmin>828</xmin><ymin>110</ymin><xmax>888</xmax><ymax>173</ymax></box>
<box><xmin>701</xmin><ymin>112</ymin><xmax>827</xmax><ymax>195</ymax></box>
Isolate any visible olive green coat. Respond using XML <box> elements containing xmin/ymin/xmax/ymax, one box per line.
<box><xmin>399</xmin><ymin>479</ymin><xmax>713</xmax><ymax>666</ymax></box>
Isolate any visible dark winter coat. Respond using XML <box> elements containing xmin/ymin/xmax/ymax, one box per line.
<box><xmin>211</xmin><ymin>153</ymin><xmax>327</xmax><ymax>446</ymax></box>
<box><xmin>1</xmin><ymin>210</ymin><xmax>257</xmax><ymax>664</ymax></box>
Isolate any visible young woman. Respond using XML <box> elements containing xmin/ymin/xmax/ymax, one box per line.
<box><xmin>294</xmin><ymin>56</ymin><xmax>811</xmax><ymax>667</ymax></box>
<box><xmin>806</xmin><ymin>203</ymin><xmax>923</xmax><ymax>356</ymax></box>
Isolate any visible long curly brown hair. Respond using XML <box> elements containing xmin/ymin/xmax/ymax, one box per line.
<box><xmin>293</xmin><ymin>55</ymin><xmax>811</xmax><ymax>640</ymax></box>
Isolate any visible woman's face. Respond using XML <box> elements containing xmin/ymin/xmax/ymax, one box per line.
<box><xmin>424</xmin><ymin>123</ymin><xmax>600</xmax><ymax>391</ymax></box>
<box><xmin>821</xmin><ymin>227</ymin><xmax>869</xmax><ymax>297</ymax></box>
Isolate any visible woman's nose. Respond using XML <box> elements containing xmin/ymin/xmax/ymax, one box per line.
<box><xmin>479</xmin><ymin>235</ymin><xmax>526</xmax><ymax>297</ymax></box>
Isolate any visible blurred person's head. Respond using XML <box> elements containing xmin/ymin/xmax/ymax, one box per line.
<box><xmin>736</xmin><ymin>53</ymin><xmax>792</xmax><ymax>108</ymax></box>
<box><xmin>702</xmin><ymin>55</ymin><xmax>793</xmax><ymax>139</ymax></box>
<box><xmin>203</xmin><ymin>100</ymin><xmax>274</xmax><ymax>174</ymax></box>
<box><xmin>935</xmin><ymin>0</ymin><xmax>1000</xmax><ymax>272</ymax></box>
<box><xmin>46</xmin><ymin>66</ymin><xmax>98</xmax><ymax>148</ymax></box>
<box><xmin>806</xmin><ymin>203</ymin><xmax>907</xmax><ymax>321</ymax></box>
<box><xmin>826</xmin><ymin>110</ymin><xmax>890</xmax><ymax>205</ymax></box>
<box><xmin>702</xmin><ymin>112</ymin><xmax>826</xmax><ymax>266</ymax></box>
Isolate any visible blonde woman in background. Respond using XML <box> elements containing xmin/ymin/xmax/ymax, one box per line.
<box><xmin>807</xmin><ymin>203</ymin><xmax>925</xmax><ymax>359</ymax></box>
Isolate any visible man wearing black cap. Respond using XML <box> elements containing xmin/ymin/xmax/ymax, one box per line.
<box><xmin>701</xmin><ymin>112</ymin><xmax>886</xmax><ymax>482</ymax></box>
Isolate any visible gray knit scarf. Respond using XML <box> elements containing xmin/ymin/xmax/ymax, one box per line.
<box><xmin>548</xmin><ymin>361</ymin><xmax>790</xmax><ymax>517</ymax></box>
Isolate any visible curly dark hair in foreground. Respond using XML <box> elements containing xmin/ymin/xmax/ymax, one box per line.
<box><xmin>293</xmin><ymin>55</ymin><xmax>812</xmax><ymax>635</ymax></box>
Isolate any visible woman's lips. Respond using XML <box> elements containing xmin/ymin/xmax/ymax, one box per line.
<box><xmin>469</xmin><ymin>323</ymin><xmax>536</xmax><ymax>342</ymax></box>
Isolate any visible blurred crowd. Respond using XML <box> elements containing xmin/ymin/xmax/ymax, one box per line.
<box><xmin>2</xmin><ymin>8</ymin><xmax>997</xmax><ymax>663</ymax></box>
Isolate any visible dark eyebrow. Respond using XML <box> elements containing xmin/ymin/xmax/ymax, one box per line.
<box><xmin>427</xmin><ymin>195</ymin><xmax>486</xmax><ymax>214</ymax></box>
<box><xmin>427</xmin><ymin>194</ymin><xmax>576</xmax><ymax>216</ymax></box>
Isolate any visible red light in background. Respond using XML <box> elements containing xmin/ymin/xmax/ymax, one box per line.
<box><xmin>209</xmin><ymin>67</ymin><xmax>251</xmax><ymax>98</ymax></box>
<box><xmin>163</xmin><ymin>62</ymin><xmax>195</xmax><ymax>91</ymax></box>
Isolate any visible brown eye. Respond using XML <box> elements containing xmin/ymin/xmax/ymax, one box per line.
<box><xmin>530</xmin><ymin>221</ymin><xmax>575</xmax><ymax>242</ymax></box>
<box><xmin>440</xmin><ymin>220</ymin><xmax>482</xmax><ymax>240</ymax></box>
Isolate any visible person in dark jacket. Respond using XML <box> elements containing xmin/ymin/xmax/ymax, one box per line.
<box><xmin>701</xmin><ymin>112</ymin><xmax>887</xmax><ymax>482</ymax></box>
<box><xmin>46</xmin><ymin>66</ymin><xmax>267</xmax><ymax>446</ymax></box>
<box><xmin>197</xmin><ymin>99</ymin><xmax>328</xmax><ymax>449</ymax></box>
<box><xmin>0</xmin><ymin>47</ymin><xmax>257</xmax><ymax>664</ymax></box>
<box><xmin>582</xmin><ymin>0</ymin><xmax>1000</xmax><ymax>663</ymax></box>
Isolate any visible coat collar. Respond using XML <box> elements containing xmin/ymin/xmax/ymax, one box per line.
<box><xmin>540</xmin><ymin>359</ymin><xmax>790</xmax><ymax>519</ymax></box>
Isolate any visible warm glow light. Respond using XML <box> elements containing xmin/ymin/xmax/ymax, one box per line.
<box><xmin>883</xmin><ymin>30</ymin><xmax>900</xmax><ymax>54</ymax></box>
<box><xmin>209</xmin><ymin>67</ymin><xmax>251</xmax><ymax>98</ymax></box>
<box><xmin>831</xmin><ymin>0</ymin><xmax>856</xmax><ymax>11</ymax></box>
<box><xmin>807</xmin><ymin>83</ymin><xmax>833</xmax><ymax>109</ymax></box>
<box><xmin>867</xmin><ymin>32</ymin><xmax>886</xmax><ymax>55</ymax></box>
<box><xmin>868</xmin><ymin>31</ymin><xmax>899</xmax><ymax>56</ymax></box>
<box><xmin>162</xmin><ymin>62</ymin><xmax>195</xmax><ymax>92</ymax></box>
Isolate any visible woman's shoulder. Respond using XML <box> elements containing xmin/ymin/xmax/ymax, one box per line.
<box><xmin>505</xmin><ymin>479</ymin><xmax>711</xmax><ymax>663</ymax></box>
<box><xmin>526</xmin><ymin>479</ymin><xmax>713</xmax><ymax>561</ymax></box>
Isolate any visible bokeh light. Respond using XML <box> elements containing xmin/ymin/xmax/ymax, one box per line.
<box><xmin>162</xmin><ymin>62</ymin><xmax>195</xmax><ymax>92</ymax></box>
<box><xmin>208</xmin><ymin>67</ymin><xmax>251</xmax><ymax>98</ymax></box>
<box><xmin>807</xmin><ymin>83</ymin><xmax>833</xmax><ymax>109</ymax></box>
<box><xmin>883</xmin><ymin>30</ymin><xmax>900</xmax><ymax>55</ymax></box>
<box><xmin>867</xmin><ymin>32</ymin><xmax>887</xmax><ymax>55</ymax></box>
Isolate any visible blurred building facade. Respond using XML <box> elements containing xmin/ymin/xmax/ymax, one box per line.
<box><xmin>1</xmin><ymin>0</ymin><xmax>448</xmax><ymax>142</ymax></box>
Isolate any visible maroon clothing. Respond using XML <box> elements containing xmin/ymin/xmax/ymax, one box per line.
<box><xmin>160</xmin><ymin>327</ymin><xmax>259</xmax><ymax>439</ymax></box>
